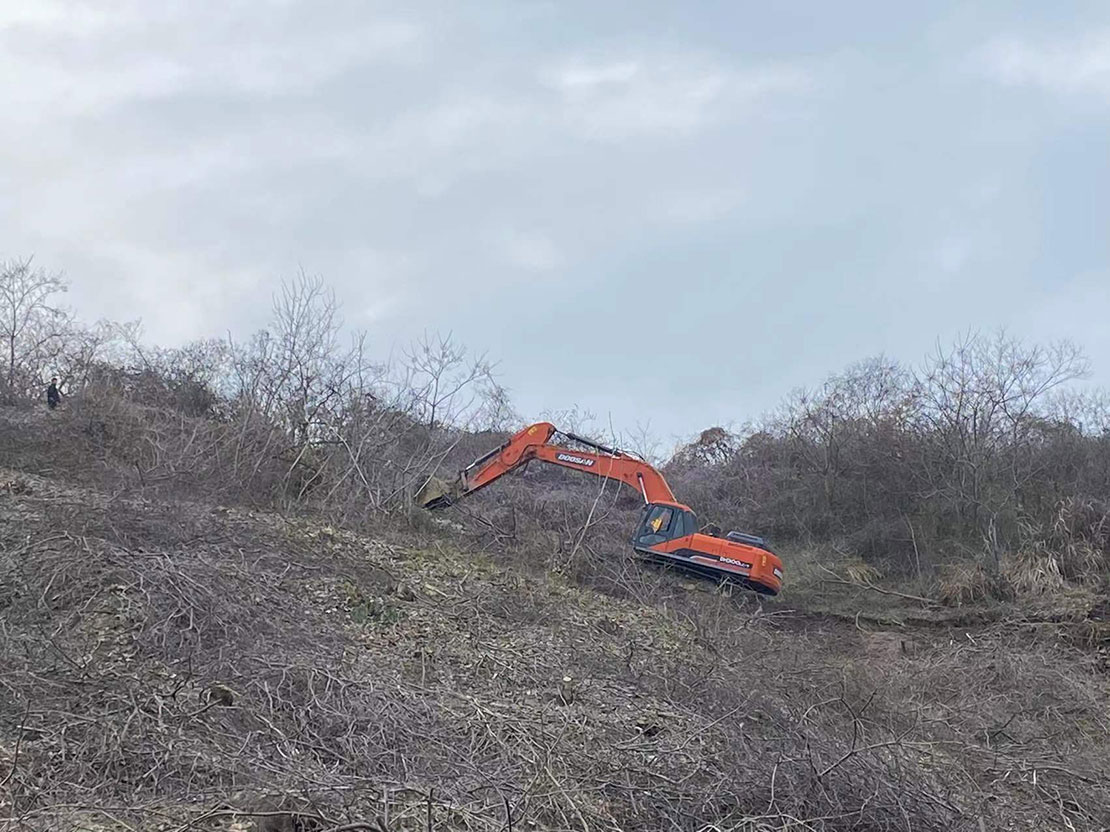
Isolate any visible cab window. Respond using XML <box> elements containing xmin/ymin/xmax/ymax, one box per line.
<box><xmin>668</xmin><ymin>511</ymin><xmax>696</xmax><ymax>539</ymax></box>
<box><xmin>637</xmin><ymin>505</ymin><xmax>674</xmax><ymax>543</ymax></box>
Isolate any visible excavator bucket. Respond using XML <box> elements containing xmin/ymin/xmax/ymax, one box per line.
<box><xmin>415</xmin><ymin>475</ymin><xmax>461</xmax><ymax>510</ymax></box>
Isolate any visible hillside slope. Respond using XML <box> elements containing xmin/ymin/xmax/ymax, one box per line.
<box><xmin>1</xmin><ymin>406</ymin><xmax>1109</xmax><ymax>831</ymax></box>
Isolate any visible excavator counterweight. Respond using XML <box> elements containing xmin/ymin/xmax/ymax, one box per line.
<box><xmin>418</xmin><ymin>422</ymin><xmax>784</xmax><ymax>595</ymax></box>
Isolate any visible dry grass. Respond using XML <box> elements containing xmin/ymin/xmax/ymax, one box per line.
<box><xmin>2</xmin><ymin>406</ymin><xmax>1110</xmax><ymax>831</ymax></box>
<box><xmin>1004</xmin><ymin>549</ymin><xmax>1066</xmax><ymax>595</ymax></box>
<box><xmin>936</xmin><ymin>563</ymin><xmax>1016</xmax><ymax>607</ymax></box>
<box><xmin>843</xmin><ymin>562</ymin><xmax>883</xmax><ymax>586</ymax></box>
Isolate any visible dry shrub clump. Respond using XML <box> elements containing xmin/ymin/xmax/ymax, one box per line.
<box><xmin>995</xmin><ymin>497</ymin><xmax>1110</xmax><ymax>598</ymax></box>
<box><xmin>1004</xmin><ymin>549</ymin><xmax>1066</xmax><ymax>596</ymax></box>
<box><xmin>844</xmin><ymin>561</ymin><xmax>883</xmax><ymax>586</ymax></box>
<box><xmin>937</xmin><ymin>563</ymin><xmax>1016</xmax><ymax>606</ymax></box>
<box><xmin>1041</xmin><ymin>496</ymin><xmax>1110</xmax><ymax>583</ymax></box>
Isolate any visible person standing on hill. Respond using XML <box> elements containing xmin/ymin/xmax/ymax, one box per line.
<box><xmin>46</xmin><ymin>377</ymin><xmax>61</xmax><ymax>410</ymax></box>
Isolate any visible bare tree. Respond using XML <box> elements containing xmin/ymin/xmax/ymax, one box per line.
<box><xmin>53</xmin><ymin>319</ymin><xmax>119</xmax><ymax>390</ymax></box>
<box><xmin>264</xmin><ymin>271</ymin><xmax>343</xmax><ymax>440</ymax></box>
<box><xmin>539</xmin><ymin>404</ymin><xmax>599</xmax><ymax>437</ymax></box>
<box><xmin>670</xmin><ymin>426</ymin><xmax>739</xmax><ymax>469</ymax></box>
<box><xmin>401</xmin><ymin>332</ymin><xmax>500</xmax><ymax>431</ymax></box>
<box><xmin>0</xmin><ymin>256</ymin><xmax>69</xmax><ymax>395</ymax></box>
<box><xmin>913</xmin><ymin>331</ymin><xmax>1089</xmax><ymax>567</ymax></box>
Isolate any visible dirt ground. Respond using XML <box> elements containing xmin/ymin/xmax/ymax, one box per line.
<box><xmin>1</xmin><ymin>407</ymin><xmax>1109</xmax><ymax>831</ymax></box>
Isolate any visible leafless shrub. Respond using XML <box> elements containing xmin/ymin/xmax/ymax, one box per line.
<box><xmin>12</xmin><ymin>271</ymin><xmax>510</xmax><ymax>523</ymax></box>
<box><xmin>656</xmin><ymin>332</ymin><xmax>1109</xmax><ymax>597</ymax></box>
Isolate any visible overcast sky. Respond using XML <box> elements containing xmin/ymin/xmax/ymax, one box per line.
<box><xmin>3</xmin><ymin>1</ymin><xmax>1108</xmax><ymax>443</ymax></box>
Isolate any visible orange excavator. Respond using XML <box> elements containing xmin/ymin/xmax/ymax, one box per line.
<box><xmin>417</xmin><ymin>422</ymin><xmax>784</xmax><ymax>595</ymax></box>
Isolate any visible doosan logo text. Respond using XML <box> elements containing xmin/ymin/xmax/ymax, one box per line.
<box><xmin>556</xmin><ymin>453</ymin><xmax>595</xmax><ymax>467</ymax></box>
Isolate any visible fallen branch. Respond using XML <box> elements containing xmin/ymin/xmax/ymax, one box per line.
<box><xmin>817</xmin><ymin>564</ymin><xmax>939</xmax><ymax>606</ymax></box>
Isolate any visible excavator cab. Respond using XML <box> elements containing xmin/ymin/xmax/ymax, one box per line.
<box><xmin>633</xmin><ymin>503</ymin><xmax>698</xmax><ymax>547</ymax></box>
<box><xmin>631</xmin><ymin>502</ymin><xmax>783</xmax><ymax>593</ymax></box>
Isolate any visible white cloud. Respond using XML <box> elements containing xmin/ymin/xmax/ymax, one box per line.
<box><xmin>0</xmin><ymin>4</ymin><xmax>423</xmax><ymax>119</ymax></box>
<box><xmin>651</xmin><ymin>189</ymin><xmax>744</xmax><ymax>224</ymax></box>
<box><xmin>551</xmin><ymin>60</ymin><xmax>640</xmax><ymax>90</ymax></box>
<box><xmin>934</xmin><ymin>237</ymin><xmax>971</xmax><ymax>274</ymax></box>
<box><xmin>540</xmin><ymin>55</ymin><xmax>809</xmax><ymax>141</ymax></box>
<box><xmin>979</xmin><ymin>31</ymin><xmax>1110</xmax><ymax>95</ymax></box>
<box><xmin>500</xmin><ymin>230</ymin><xmax>561</xmax><ymax>272</ymax></box>
<box><xmin>69</xmin><ymin>240</ymin><xmax>268</xmax><ymax>344</ymax></box>
<box><xmin>0</xmin><ymin>1</ymin><xmax>115</xmax><ymax>33</ymax></box>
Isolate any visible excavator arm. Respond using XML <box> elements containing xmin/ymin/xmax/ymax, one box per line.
<box><xmin>417</xmin><ymin>422</ymin><xmax>676</xmax><ymax>509</ymax></box>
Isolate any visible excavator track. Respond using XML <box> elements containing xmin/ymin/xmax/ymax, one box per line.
<box><xmin>635</xmin><ymin>548</ymin><xmax>779</xmax><ymax>595</ymax></box>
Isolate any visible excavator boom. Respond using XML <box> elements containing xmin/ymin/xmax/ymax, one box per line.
<box><xmin>421</xmin><ymin>422</ymin><xmax>676</xmax><ymax>508</ymax></box>
<box><xmin>418</xmin><ymin>422</ymin><xmax>784</xmax><ymax>595</ymax></box>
